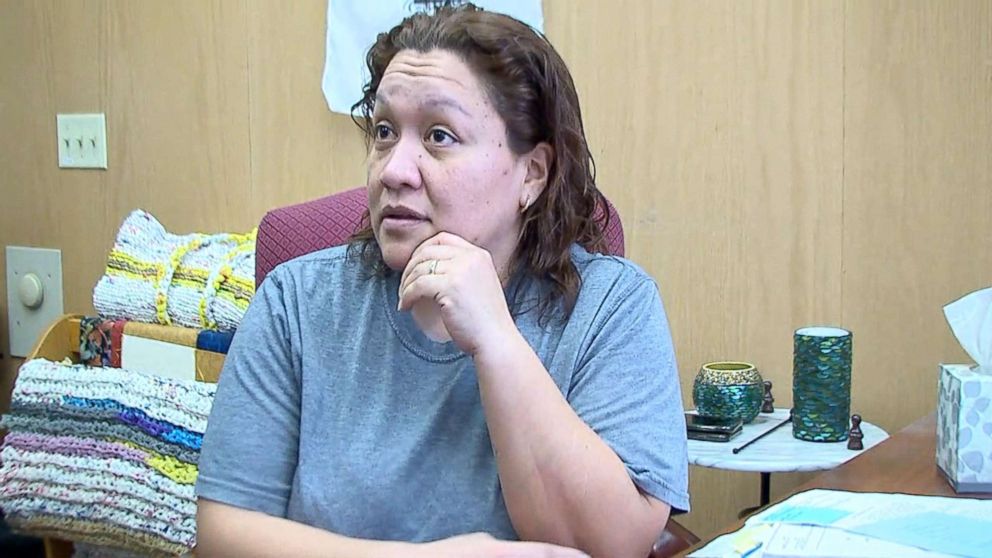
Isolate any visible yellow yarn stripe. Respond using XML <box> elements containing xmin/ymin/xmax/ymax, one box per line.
<box><xmin>106</xmin><ymin>265</ymin><xmax>254</xmax><ymax>297</ymax></box>
<box><xmin>117</xmin><ymin>439</ymin><xmax>199</xmax><ymax>485</ymax></box>
<box><xmin>107</xmin><ymin>253</ymin><xmax>253</xmax><ymax>293</ymax></box>
<box><xmin>99</xmin><ymin>271</ymin><xmax>252</xmax><ymax>309</ymax></box>
<box><xmin>145</xmin><ymin>452</ymin><xmax>198</xmax><ymax>485</ymax></box>
<box><xmin>107</xmin><ymin>250</ymin><xmax>256</xmax><ymax>292</ymax></box>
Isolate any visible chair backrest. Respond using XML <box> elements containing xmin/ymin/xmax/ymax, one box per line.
<box><xmin>255</xmin><ymin>187</ymin><xmax>625</xmax><ymax>288</ymax></box>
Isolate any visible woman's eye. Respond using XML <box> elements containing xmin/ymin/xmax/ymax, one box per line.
<box><xmin>427</xmin><ymin>128</ymin><xmax>456</xmax><ymax>145</ymax></box>
<box><xmin>374</xmin><ymin>124</ymin><xmax>394</xmax><ymax>141</ymax></box>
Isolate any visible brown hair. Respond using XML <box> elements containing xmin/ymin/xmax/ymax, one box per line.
<box><xmin>350</xmin><ymin>3</ymin><xmax>608</xmax><ymax>322</ymax></box>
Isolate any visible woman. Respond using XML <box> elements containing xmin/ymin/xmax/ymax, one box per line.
<box><xmin>195</xmin><ymin>5</ymin><xmax>688</xmax><ymax>558</ymax></box>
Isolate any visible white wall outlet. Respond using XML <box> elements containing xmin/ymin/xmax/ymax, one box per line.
<box><xmin>56</xmin><ymin>113</ymin><xmax>108</xmax><ymax>169</ymax></box>
<box><xmin>6</xmin><ymin>246</ymin><xmax>64</xmax><ymax>357</ymax></box>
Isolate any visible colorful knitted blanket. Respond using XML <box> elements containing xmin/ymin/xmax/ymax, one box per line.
<box><xmin>93</xmin><ymin>210</ymin><xmax>256</xmax><ymax>331</ymax></box>
<box><xmin>0</xmin><ymin>359</ymin><xmax>216</xmax><ymax>557</ymax></box>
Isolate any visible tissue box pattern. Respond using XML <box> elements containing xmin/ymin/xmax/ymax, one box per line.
<box><xmin>937</xmin><ymin>364</ymin><xmax>992</xmax><ymax>492</ymax></box>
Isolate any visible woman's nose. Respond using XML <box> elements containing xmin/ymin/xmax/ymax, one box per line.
<box><xmin>378</xmin><ymin>138</ymin><xmax>423</xmax><ymax>191</ymax></box>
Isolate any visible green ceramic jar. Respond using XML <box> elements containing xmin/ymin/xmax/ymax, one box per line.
<box><xmin>692</xmin><ymin>361</ymin><xmax>764</xmax><ymax>423</ymax></box>
<box><xmin>792</xmin><ymin>326</ymin><xmax>853</xmax><ymax>442</ymax></box>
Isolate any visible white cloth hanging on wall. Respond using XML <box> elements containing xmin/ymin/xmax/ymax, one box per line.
<box><xmin>322</xmin><ymin>0</ymin><xmax>544</xmax><ymax>114</ymax></box>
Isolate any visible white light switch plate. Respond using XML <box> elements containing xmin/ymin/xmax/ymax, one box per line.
<box><xmin>57</xmin><ymin>113</ymin><xmax>108</xmax><ymax>169</ymax></box>
<box><xmin>6</xmin><ymin>246</ymin><xmax>64</xmax><ymax>357</ymax></box>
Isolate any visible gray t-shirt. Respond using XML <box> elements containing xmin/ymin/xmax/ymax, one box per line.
<box><xmin>196</xmin><ymin>244</ymin><xmax>689</xmax><ymax>542</ymax></box>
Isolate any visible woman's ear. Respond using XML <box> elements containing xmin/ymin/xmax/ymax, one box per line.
<box><xmin>519</xmin><ymin>142</ymin><xmax>553</xmax><ymax>211</ymax></box>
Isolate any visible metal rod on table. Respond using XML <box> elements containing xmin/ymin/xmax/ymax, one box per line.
<box><xmin>732</xmin><ymin>411</ymin><xmax>793</xmax><ymax>455</ymax></box>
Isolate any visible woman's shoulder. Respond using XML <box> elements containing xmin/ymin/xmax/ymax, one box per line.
<box><xmin>570</xmin><ymin>244</ymin><xmax>656</xmax><ymax>296</ymax></box>
<box><xmin>268</xmin><ymin>243</ymin><xmax>350</xmax><ymax>275</ymax></box>
<box><xmin>263</xmin><ymin>244</ymin><xmax>368</xmax><ymax>294</ymax></box>
<box><xmin>551</xmin><ymin>245</ymin><xmax>667</xmax><ymax>345</ymax></box>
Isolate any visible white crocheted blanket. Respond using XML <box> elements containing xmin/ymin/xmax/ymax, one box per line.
<box><xmin>93</xmin><ymin>210</ymin><xmax>255</xmax><ymax>331</ymax></box>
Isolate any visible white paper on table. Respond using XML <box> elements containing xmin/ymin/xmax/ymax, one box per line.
<box><xmin>686</xmin><ymin>522</ymin><xmax>952</xmax><ymax>558</ymax></box>
<box><xmin>747</xmin><ymin>489</ymin><xmax>992</xmax><ymax>558</ymax></box>
<box><xmin>761</xmin><ymin>523</ymin><xmax>956</xmax><ymax>558</ymax></box>
<box><xmin>323</xmin><ymin>0</ymin><xmax>544</xmax><ymax>114</ymax></box>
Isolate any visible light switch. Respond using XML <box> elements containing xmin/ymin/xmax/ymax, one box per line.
<box><xmin>6</xmin><ymin>246</ymin><xmax>64</xmax><ymax>357</ymax></box>
<box><xmin>57</xmin><ymin>113</ymin><xmax>108</xmax><ymax>169</ymax></box>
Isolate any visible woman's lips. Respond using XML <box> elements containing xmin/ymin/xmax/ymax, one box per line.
<box><xmin>381</xmin><ymin>214</ymin><xmax>430</xmax><ymax>232</ymax></box>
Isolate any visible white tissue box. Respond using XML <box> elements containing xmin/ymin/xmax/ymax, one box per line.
<box><xmin>936</xmin><ymin>363</ymin><xmax>992</xmax><ymax>492</ymax></box>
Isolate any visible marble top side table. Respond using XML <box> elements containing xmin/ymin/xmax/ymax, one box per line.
<box><xmin>687</xmin><ymin>408</ymin><xmax>889</xmax><ymax>512</ymax></box>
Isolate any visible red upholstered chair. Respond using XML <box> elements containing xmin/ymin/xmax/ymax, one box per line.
<box><xmin>256</xmin><ymin>187</ymin><xmax>625</xmax><ymax>287</ymax></box>
<box><xmin>254</xmin><ymin>187</ymin><xmax>697</xmax><ymax>558</ymax></box>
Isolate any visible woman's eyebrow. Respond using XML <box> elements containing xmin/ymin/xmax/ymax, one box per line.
<box><xmin>421</xmin><ymin>95</ymin><xmax>472</xmax><ymax>118</ymax></box>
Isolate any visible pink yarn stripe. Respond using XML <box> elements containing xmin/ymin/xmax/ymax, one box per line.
<box><xmin>3</xmin><ymin>432</ymin><xmax>146</xmax><ymax>462</ymax></box>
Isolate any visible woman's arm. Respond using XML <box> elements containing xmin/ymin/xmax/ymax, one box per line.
<box><xmin>474</xmin><ymin>334</ymin><xmax>671</xmax><ymax>558</ymax></box>
<box><xmin>196</xmin><ymin>499</ymin><xmax>589</xmax><ymax>558</ymax></box>
<box><xmin>397</xmin><ymin>235</ymin><xmax>683</xmax><ymax>558</ymax></box>
<box><xmin>196</xmin><ymin>499</ymin><xmax>408</xmax><ymax>558</ymax></box>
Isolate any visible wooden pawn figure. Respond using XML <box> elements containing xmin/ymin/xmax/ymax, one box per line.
<box><xmin>847</xmin><ymin>414</ymin><xmax>864</xmax><ymax>450</ymax></box>
<box><xmin>761</xmin><ymin>380</ymin><xmax>775</xmax><ymax>413</ymax></box>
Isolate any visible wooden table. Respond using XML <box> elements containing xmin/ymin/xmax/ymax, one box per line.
<box><xmin>800</xmin><ymin>411</ymin><xmax>991</xmax><ymax>497</ymax></box>
<box><xmin>680</xmin><ymin>411</ymin><xmax>992</xmax><ymax>556</ymax></box>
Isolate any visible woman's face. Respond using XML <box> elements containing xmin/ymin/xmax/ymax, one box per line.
<box><xmin>367</xmin><ymin>49</ymin><xmax>546</xmax><ymax>274</ymax></box>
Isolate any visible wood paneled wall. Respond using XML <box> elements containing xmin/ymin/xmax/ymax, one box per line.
<box><xmin>1</xmin><ymin>0</ymin><xmax>989</xmax><ymax>539</ymax></box>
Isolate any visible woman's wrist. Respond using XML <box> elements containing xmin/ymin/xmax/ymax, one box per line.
<box><xmin>472</xmin><ymin>327</ymin><xmax>531</xmax><ymax>372</ymax></box>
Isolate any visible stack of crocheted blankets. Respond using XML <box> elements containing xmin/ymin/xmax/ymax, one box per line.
<box><xmin>0</xmin><ymin>210</ymin><xmax>258</xmax><ymax>557</ymax></box>
<box><xmin>1</xmin><ymin>359</ymin><xmax>215</xmax><ymax>556</ymax></box>
<box><xmin>93</xmin><ymin>210</ymin><xmax>255</xmax><ymax>332</ymax></box>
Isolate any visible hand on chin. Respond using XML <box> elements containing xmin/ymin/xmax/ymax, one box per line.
<box><xmin>396</xmin><ymin>232</ymin><xmax>517</xmax><ymax>358</ymax></box>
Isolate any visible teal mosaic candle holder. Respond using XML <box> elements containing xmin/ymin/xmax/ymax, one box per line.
<box><xmin>692</xmin><ymin>361</ymin><xmax>764</xmax><ymax>423</ymax></box>
<box><xmin>792</xmin><ymin>327</ymin><xmax>853</xmax><ymax>442</ymax></box>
